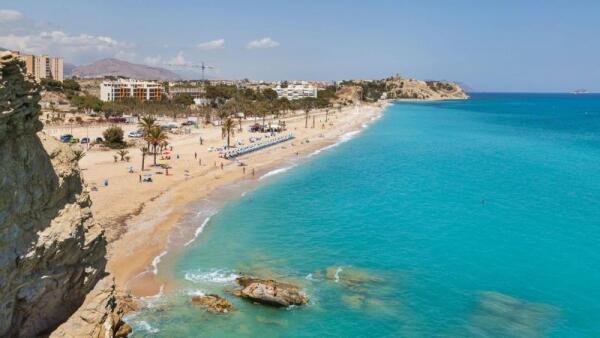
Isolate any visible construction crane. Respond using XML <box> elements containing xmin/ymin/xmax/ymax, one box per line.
<box><xmin>167</xmin><ymin>61</ymin><xmax>215</xmax><ymax>81</ymax></box>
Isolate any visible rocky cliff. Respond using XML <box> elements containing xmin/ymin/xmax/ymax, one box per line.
<box><xmin>0</xmin><ymin>52</ymin><xmax>107</xmax><ymax>336</ymax></box>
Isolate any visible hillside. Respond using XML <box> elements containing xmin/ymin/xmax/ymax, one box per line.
<box><xmin>337</xmin><ymin>76</ymin><xmax>468</xmax><ymax>103</ymax></box>
<box><xmin>70</xmin><ymin>58</ymin><xmax>181</xmax><ymax>80</ymax></box>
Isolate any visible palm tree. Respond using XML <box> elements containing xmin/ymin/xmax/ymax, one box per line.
<box><xmin>140</xmin><ymin>146</ymin><xmax>148</xmax><ymax>171</ymax></box>
<box><xmin>117</xmin><ymin>149</ymin><xmax>129</xmax><ymax>161</ymax></box>
<box><xmin>139</xmin><ymin>115</ymin><xmax>156</xmax><ymax>149</ymax></box>
<box><xmin>304</xmin><ymin>107</ymin><xmax>311</xmax><ymax>128</ymax></box>
<box><xmin>72</xmin><ymin>149</ymin><xmax>86</xmax><ymax>162</ymax></box>
<box><xmin>145</xmin><ymin>126</ymin><xmax>168</xmax><ymax>165</ymax></box>
<box><xmin>222</xmin><ymin>117</ymin><xmax>236</xmax><ymax>148</ymax></box>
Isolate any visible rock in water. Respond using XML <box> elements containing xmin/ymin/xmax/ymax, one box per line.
<box><xmin>233</xmin><ymin>277</ymin><xmax>308</xmax><ymax>307</ymax></box>
<box><xmin>190</xmin><ymin>294</ymin><xmax>234</xmax><ymax>314</ymax></box>
<box><xmin>0</xmin><ymin>51</ymin><xmax>107</xmax><ymax>337</ymax></box>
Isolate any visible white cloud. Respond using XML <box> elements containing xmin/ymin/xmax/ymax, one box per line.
<box><xmin>0</xmin><ymin>30</ymin><xmax>134</xmax><ymax>56</ymax></box>
<box><xmin>144</xmin><ymin>55</ymin><xmax>162</xmax><ymax>65</ymax></box>
<box><xmin>0</xmin><ymin>9</ymin><xmax>23</xmax><ymax>22</ymax></box>
<box><xmin>197</xmin><ymin>38</ymin><xmax>224</xmax><ymax>50</ymax></box>
<box><xmin>168</xmin><ymin>51</ymin><xmax>187</xmax><ymax>66</ymax></box>
<box><xmin>246</xmin><ymin>37</ymin><xmax>280</xmax><ymax>49</ymax></box>
<box><xmin>0</xmin><ymin>11</ymin><xmax>135</xmax><ymax>63</ymax></box>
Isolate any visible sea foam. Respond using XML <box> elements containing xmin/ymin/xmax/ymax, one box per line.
<box><xmin>259</xmin><ymin>164</ymin><xmax>297</xmax><ymax>180</ymax></box>
<box><xmin>183</xmin><ymin>216</ymin><xmax>212</xmax><ymax>247</ymax></box>
<box><xmin>184</xmin><ymin>269</ymin><xmax>240</xmax><ymax>284</ymax></box>
<box><xmin>151</xmin><ymin>251</ymin><xmax>167</xmax><ymax>275</ymax></box>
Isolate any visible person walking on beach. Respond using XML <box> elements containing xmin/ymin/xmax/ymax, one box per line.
<box><xmin>243</xmin><ymin>167</ymin><xmax>246</xmax><ymax>174</ymax></box>
<box><xmin>220</xmin><ymin>162</ymin><xmax>224</xmax><ymax>170</ymax></box>
<box><xmin>194</xmin><ymin>152</ymin><xmax>197</xmax><ymax>159</ymax></box>
<box><xmin>252</xmin><ymin>168</ymin><xmax>255</xmax><ymax>177</ymax></box>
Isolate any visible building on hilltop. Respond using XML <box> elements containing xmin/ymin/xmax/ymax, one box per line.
<box><xmin>167</xmin><ymin>86</ymin><xmax>205</xmax><ymax>99</ymax></box>
<box><xmin>274</xmin><ymin>81</ymin><xmax>318</xmax><ymax>100</ymax></box>
<box><xmin>100</xmin><ymin>78</ymin><xmax>162</xmax><ymax>102</ymax></box>
<box><xmin>12</xmin><ymin>51</ymin><xmax>63</xmax><ymax>82</ymax></box>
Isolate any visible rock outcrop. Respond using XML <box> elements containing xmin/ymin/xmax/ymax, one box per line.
<box><xmin>50</xmin><ymin>277</ymin><xmax>137</xmax><ymax>338</ymax></box>
<box><xmin>384</xmin><ymin>76</ymin><xmax>468</xmax><ymax>100</ymax></box>
<box><xmin>232</xmin><ymin>277</ymin><xmax>308</xmax><ymax>307</ymax></box>
<box><xmin>190</xmin><ymin>294</ymin><xmax>234</xmax><ymax>314</ymax></box>
<box><xmin>0</xmin><ymin>51</ymin><xmax>107</xmax><ymax>337</ymax></box>
<box><xmin>336</xmin><ymin>75</ymin><xmax>468</xmax><ymax>103</ymax></box>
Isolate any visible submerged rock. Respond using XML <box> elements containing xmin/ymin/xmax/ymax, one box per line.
<box><xmin>467</xmin><ymin>291</ymin><xmax>559</xmax><ymax>337</ymax></box>
<box><xmin>190</xmin><ymin>294</ymin><xmax>234</xmax><ymax>314</ymax></box>
<box><xmin>325</xmin><ymin>266</ymin><xmax>383</xmax><ymax>289</ymax></box>
<box><xmin>232</xmin><ymin>277</ymin><xmax>308</xmax><ymax>307</ymax></box>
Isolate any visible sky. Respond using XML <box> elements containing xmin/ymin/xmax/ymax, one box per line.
<box><xmin>0</xmin><ymin>0</ymin><xmax>599</xmax><ymax>92</ymax></box>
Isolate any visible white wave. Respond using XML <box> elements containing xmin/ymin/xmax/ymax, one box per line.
<box><xmin>259</xmin><ymin>164</ymin><xmax>296</xmax><ymax>180</ymax></box>
<box><xmin>185</xmin><ymin>269</ymin><xmax>240</xmax><ymax>284</ymax></box>
<box><xmin>334</xmin><ymin>267</ymin><xmax>343</xmax><ymax>283</ymax></box>
<box><xmin>139</xmin><ymin>284</ymin><xmax>165</xmax><ymax>308</ymax></box>
<box><xmin>151</xmin><ymin>251</ymin><xmax>167</xmax><ymax>275</ymax></box>
<box><xmin>136</xmin><ymin>320</ymin><xmax>160</xmax><ymax>334</ymax></box>
<box><xmin>186</xmin><ymin>289</ymin><xmax>206</xmax><ymax>297</ymax></box>
<box><xmin>305</xmin><ymin>273</ymin><xmax>314</xmax><ymax>281</ymax></box>
<box><xmin>183</xmin><ymin>216</ymin><xmax>212</xmax><ymax>247</ymax></box>
<box><xmin>241</xmin><ymin>191</ymin><xmax>248</xmax><ymax>197</ymax></box>
<box><xmin>308</xmin><ymin>130</ymin><xmax>361</xmax><ymax>157</ymax></box>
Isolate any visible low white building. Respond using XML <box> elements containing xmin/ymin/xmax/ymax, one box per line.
<box><xmin>274</xmin><ymin>81</ymin><xmax>318</xmax><ymax>100</ymax></box>
<box><xmin>100</xmin><ymin>78</ymin><xmax>162</xmax><ymax>102</ymax></box>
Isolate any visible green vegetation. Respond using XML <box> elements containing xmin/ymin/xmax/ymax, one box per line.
<box><xmin>70</xmin><ymin>94</ymin><xmax>103</xmax><ymax>111</ymax></box>
<box><xmin>426</xmin><ymin>81</ymin><xmax>455</xmax><ymax>91</ymax></box>
<box><xmin>221</xmin><ymin>117</ymin><xmax>237</xmax><ymax>147</ymax></box>
<box><xmin>144</xmin><ymin>126</ymin><xmax>168</xmax><ymax>165</ymax></box>
<box><xmin>102</xmin><ymin>126</ymin><xmax>126</xmax><ymax>149</ymax></box>
<box><xmin>40</xmin><ymin>78</ymin><xmax>81</xmax><ymax>96</ymax></box>
<box><xmin>173</xmin><ymin>93</ymin><xmax>194</xmax><ymax>106</ymax></box>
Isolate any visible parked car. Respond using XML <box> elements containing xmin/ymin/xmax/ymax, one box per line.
<box><xmin>95</xmin><ymin>137</ymin><xmax>104</xmax><ymax>143</ymax></box>
<box><xmin>60</xmin><ymin>134</ymin><xmax>73</xmax><ymax>143</ymax></box>
<box><xmin>80</xmin><ymin>137</ymin><xmax>90</xmax><ymax>144</ymax></box>
<box><xmin>108</xmin><ymin>117</ymin><xmax>127</xmax><ymax>123</ymax></box>
<box><xmin>181</xmin><ymin>121</ymin><xmax>194</xmax><ymax>126</ymax></box>
<box><xmin>69</xmin><ymin>138</ymin><xmax>80</xmax><ymax>144</ymax></box>
<box><xmin>128</xmin><ymin>131</ymin><xmax>143</xmax><ymax>138</ymax></box>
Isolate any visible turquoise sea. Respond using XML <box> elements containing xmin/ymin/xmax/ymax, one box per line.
<box><xmin>129</xmin><ymin>94</ymin><xmax>600</xmax><ymax>337</ymax></box>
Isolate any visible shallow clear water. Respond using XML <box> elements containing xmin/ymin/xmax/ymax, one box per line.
<box><xmin>130</xmin><ymin>94</ymin><xmax>600</xmax><ymax>337</ymax></box>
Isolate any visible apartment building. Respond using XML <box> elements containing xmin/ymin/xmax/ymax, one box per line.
<box><xmin>13</xmin><ymin>51</ymin><xmax>63</xmax><ymax>82</ymax></box>
<box><xmin>100</xmin><ymin>78</ymin><xmax>162</xmax><ymax>102</ymax></box>
<box><xmin>274</xmin><ymin>81</ymin><xmax>318</xmax><ymax>100</ymax></box>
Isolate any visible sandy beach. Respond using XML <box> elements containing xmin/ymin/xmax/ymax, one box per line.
<box><xmin>61</xmin><ymin>103</ymin><xmax>387</xmax><ymax>297</ymax></box>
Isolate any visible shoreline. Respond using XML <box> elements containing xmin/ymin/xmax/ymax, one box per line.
<box><xmin>100</xmin><ymin>102</ymin><xmax>390</xmax><ymax>298</ymax></box>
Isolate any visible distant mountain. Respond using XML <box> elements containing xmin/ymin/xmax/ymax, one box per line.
<box><xmin>70</xmin><ymin>58</ymin><xmax>181</xmax><ymax>80</ymax></box>
<box><xmin>63</xmin><ymin>62</ymin><xmax>77</xmax><ymax>76</ymax></box>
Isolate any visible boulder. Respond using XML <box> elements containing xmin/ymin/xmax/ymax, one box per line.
<box><xmin>232</xmin><ymin>277</ymin><xmax>308</xmax><ymax>307</ymax></box>
<box><xmin>191</xmin><ymin>294</ymin><xmax>234</xmax><ymax>314</ymax></box>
